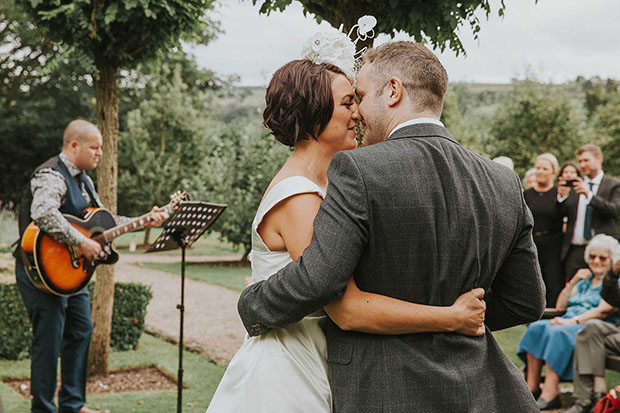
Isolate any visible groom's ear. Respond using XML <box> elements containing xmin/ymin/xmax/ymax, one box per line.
<box><xmin>386</xmin><ymin>77</ymin><xmax>405</xmax><ymax>107</ymax></box>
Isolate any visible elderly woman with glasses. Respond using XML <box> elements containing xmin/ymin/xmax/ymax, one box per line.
<box><xmin>518</xmin><ymin>234</ymin><xmax>620</xmax><ymax>410</ymax></box>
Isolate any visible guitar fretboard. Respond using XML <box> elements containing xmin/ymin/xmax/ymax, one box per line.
<box><xmin>92</xmin><ymin>203</ymin><xmax>177</xmax><ymax>244</ymax></box>
<box><xmin>102</xmin><ymin>214</ymin><xmax>154</xmax><ymax>242</ymax></box>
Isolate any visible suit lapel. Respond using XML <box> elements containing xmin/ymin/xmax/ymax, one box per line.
<box><xmin>598</xmin><ymin>176</ymin><xmax>610</xmax><ymax>198</ymax></box>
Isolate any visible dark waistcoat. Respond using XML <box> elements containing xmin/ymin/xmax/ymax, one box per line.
<box><xmin>15</xmin><ymin>156</ymin><xmax>98</xmax><ymax>258</ymax></box>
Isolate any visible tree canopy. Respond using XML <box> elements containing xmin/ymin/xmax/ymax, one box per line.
<box><xmin>0</xmin><ymin>0</ymin><xmax>95</xmax><ymax>209</ymax></box>
<box><xmin>252</xmin><ymin>0</ymin><xmax>507</xmax><ymax>55</ymax></box>
<box><xmin>486</xmin><ymin>81</ymin><xmax>585</xmax><ymax>177</ymax></box>
<box><xmin>192</xmin><ymin>119</ymin><xmax>290</xmax><ymax>260</ymax></box>
<box><xmin>23</xmin><ymin>0</ymin><xmax>218</xmax><ymax>72</ymax></box>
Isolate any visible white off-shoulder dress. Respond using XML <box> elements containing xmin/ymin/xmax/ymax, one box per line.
<box><xmin>206</xmin><ymin>176</ymin><xmax>331</xmax><ymax>412</ymax></box>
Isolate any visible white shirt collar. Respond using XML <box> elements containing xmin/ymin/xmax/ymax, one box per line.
<box><xmin>388</xmin><ymin>117</ymin><xmax>444</xmax><ymax>138</ymax></box>
<box><xmin>584</xmin><ymin>170</ymin><xmax>604</xmax><ymax>185</ymax></box>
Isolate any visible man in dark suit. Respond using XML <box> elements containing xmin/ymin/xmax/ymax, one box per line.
<box><xmin>238</xmin><ymin>41</ymin><xmax>545</xmax><ymax>412</ymax></box>
<box><xmin>558</xmin><ymin>144</ymin><xmax>620</xmax><ymax>281</ymax></box>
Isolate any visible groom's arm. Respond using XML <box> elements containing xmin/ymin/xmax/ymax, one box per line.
<box><xmin>238</xmin><ymin>151</ymin><xmax>370</xmax><ymax>336</ymax></box>
<box><xmin>485</xmin><ymin>178</ymin><xmax>546</xmax><ymax>331</ymax></box>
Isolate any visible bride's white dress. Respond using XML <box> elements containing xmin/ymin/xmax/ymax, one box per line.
<box><xmin>206</xmin><ymin>176</ymin><xmax>331</xmax><ymax>412</ymax></box>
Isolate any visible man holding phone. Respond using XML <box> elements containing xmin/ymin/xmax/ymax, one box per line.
<box><xmin>558</xmin><ymin>144</ymin><xmax>620</xmax><ymax>280</ymax></box>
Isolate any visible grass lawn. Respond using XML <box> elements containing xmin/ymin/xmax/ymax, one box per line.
<box><xmin>3</xmin><ymin>326</ymin><xmax>620</xmax><ymax>411</ymax></box>
<box><xmin>0</xmin><ymin>333</ymin><xmax>225</xmax><ymax>412</ymax></box>
<box><xmin>116</xmin><ymin>229</ymin><xmax>240</xmax><ymax>256</ymax></box>
<box><xmin>492</xmin><ymin>324</ymin><xmax>620</xmax><ymax>389</ymax></box>
<box><xmin>142</xmin><ymin>261</ymin><xmax>250</xmax><ymax>292</ymax></box>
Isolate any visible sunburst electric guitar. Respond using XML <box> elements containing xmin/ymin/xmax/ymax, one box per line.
<box><xmin>20</xmin><ymin>191</ymin><xmax>189</xmax><ymax>296</ymax></box>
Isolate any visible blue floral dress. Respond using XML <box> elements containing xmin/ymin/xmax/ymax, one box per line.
<box><xmin>518</xmin><ymin>278</ymin><xmax>619</xmax><ymax>381</ymax></box>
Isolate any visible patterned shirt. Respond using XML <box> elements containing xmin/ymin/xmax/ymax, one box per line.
<box><xmin>30</xmin><ymin>153</ymin><xmax>130</xmax><ymax>246</ymax></box>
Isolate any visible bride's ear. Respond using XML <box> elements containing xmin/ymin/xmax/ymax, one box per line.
<box><xmin>386</xmin><ymin>77</ymin><xmax>405</xmax><ymax>107</ymax></box>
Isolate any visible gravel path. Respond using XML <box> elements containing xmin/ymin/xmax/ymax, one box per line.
<box><xmin>115</xmin><ymin>254</ymin><xmax>246</xmax><ymax>365</ymax></box>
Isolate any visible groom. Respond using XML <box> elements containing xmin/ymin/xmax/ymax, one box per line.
<box><xmin>238</xmin><ymin>41</ymin><xmax>545</xmax><ymax>412</ymax></box>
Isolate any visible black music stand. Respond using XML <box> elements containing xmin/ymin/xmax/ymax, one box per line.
<box><xmin>147</xmin><ymin>201</ymin><xmax>226</xmax><ymax>413</ymax></box>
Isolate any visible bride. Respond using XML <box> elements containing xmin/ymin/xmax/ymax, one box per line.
<box><xmin>207</xmin><ymin>37</ymin><xmax>486</xmax><ymax>413</ymax></box>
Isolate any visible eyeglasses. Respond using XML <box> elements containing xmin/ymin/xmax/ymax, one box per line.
<box><xmin>589</xmin><ymin>254</ymin><xmax>610</xmax><ymax>262</ymax></box>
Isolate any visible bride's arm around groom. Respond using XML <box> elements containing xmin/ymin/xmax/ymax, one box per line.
<box><xmin>238</xmin><ymin>148</ymin><xmax>544</xmax><ymax>337</ymax></box>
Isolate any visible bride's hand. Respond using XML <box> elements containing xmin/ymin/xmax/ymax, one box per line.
<box><xmin>245</xmin><ymin>277</ymin><xmax>258</xmax><ymax>287</ymax></box>
<box><xmin>451</xmin><ymin>288</ymin><xmax>486</xmax><ymax>336</ymax></box>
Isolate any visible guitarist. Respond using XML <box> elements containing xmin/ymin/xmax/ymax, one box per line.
<box><xmin>14</xmin><ymin>119</ymin><xmax>168</xmax><ymax>413</ymax></box>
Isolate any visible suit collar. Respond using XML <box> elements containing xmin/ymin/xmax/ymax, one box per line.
<box><xmin>388</xmin><ymin>117</ymin><xmax>444</xmax><ymax>138</ymax></box>
<box><xmin>387</xmin><ymin>123</ymin><xmax>459</xmax><ymax>146</ymax></box>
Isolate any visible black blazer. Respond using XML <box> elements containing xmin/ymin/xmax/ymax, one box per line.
<box><xmin>238</xmin><ymin>124</ymin><xmax>545</xmax><ymax>412</ymax></box>
<box><xmin>558</xmin><ymin>175</ymin><xmax>620</xmax><ymax>260</ymax></box>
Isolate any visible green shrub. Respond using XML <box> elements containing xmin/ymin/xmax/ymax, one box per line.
<box><xmin>0</xmin><ymin>282</ymin><xmax>152</xmax><ymax>359</ymax></box>
<box><xmin>88</xmin><ymin>282</ymin><xmax>153</xmax><ymax>351</ymax></box>
<box><xmin>0</xmin><ymin>284</ymin><xmax>32</xmax><ymax>360</ymax></box>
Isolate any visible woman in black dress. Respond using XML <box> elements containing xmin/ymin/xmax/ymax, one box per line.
<box><xmin>524</xmin><ymin>153</ymin><xmax>565</xmax><ymax>307</ymax></box>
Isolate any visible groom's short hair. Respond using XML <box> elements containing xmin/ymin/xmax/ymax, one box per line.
<box><xmin>263</xmin><ymin>59</ymin><xmax>346</xmax><ymax>147</ymax></box>
<box><xmin>363</xmin><ymin>42</ymin><xmax>448</xmax><ymax>114</ymax></box>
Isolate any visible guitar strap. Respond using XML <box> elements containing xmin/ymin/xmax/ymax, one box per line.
<box><xmin>19</xmin><ymin>245</ymin><xmax>44</xmax><ymax>291</ymax></box>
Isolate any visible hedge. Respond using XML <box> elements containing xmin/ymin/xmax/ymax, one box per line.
<box><xmin>0</xmin><ymin>281</ymin><xmax>152</xmax><ymax>359</ymax></box>
<box><xmin>88</xmin><ymin>282</ymin><xmax>153</xmax><ymax>351</ymax></box>
<box><xmin>0</xmin><ymin>283</ymin><xmax>32</xmax><ymax>360</ymax></box>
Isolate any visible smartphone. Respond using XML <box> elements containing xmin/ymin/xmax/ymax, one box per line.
<box><xmin>561</xmin><ymin>179</ymin><xmax>578</xmax><ymax>187</ymax></box>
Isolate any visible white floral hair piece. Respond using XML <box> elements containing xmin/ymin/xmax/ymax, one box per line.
<box><xmin>300</xmin><ymin>15</ymin><xmax>377</xmax><ymax>78</ymax></box>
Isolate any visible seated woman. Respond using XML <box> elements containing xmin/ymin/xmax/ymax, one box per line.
<box><xmin>518</xmin><ymin>234</ymin><xmax>620</xmax><ymax>410</ymax></box>
<box><xmin>567</xmin><ymin>258</ymin><xmax>620</xmax><ymax>413</ymax></box>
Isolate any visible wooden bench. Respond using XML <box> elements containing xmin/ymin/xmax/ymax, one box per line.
<box><xmin>541</xmin><ymin>308</ymin><xmax>620</xmax><ymax>371</ymax></box>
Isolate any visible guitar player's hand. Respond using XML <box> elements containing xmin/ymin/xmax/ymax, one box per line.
<box><xmin>81</xmin><ymin>237</ymin><xmax>102</xmax><ymax>261</ymax></box>
<box><xmin>145</xmin><ymin>206</ymin><xmax>169</xmax><ymax>228</ymax></box>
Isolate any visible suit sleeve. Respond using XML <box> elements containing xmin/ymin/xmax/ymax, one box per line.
<box><xmin>238</xmin><ymin>151</ymin><xmax>370</xmax><ymax>336</ymax></box>
<box><xmin>601</xmin><ymin>270</ymin><xmax>620</xmax><ymax>308</ymax></box>
<box><xmin>485</xmin><ymin>176</ymin><xmax>546</xmax><ymax>331</ymax></box>
<box><xmin>590</xmin><ymin>179</ymin><xmax>620</xmax><ymax>219</ymax></box>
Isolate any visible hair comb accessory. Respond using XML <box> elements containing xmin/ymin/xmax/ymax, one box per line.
<box><xmin>300</xmin><ymin>15</ymin><xmax>377</xmax><ymax>79</ymax></box>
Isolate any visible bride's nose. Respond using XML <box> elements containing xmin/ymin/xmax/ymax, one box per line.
<box><xmin>351</xmin><ymin>102</ymin><xmax>360</xmax><ymax>121</ymax></box>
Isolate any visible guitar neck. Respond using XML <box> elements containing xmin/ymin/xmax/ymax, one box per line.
<box><xmin>99</xmin><ymin>213</ymin><xmax>153</xmax><ymax>243</ymax></box>
<box><xmin>94</xmin><ymin>203</ymin><xmax>175</xmax><ymax>244</ymax></box>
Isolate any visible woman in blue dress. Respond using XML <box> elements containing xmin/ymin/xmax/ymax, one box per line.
<box><xmin>519</xmin><ymin>234</ymin><xmax>620</xmax><ymax>410</ymax></box>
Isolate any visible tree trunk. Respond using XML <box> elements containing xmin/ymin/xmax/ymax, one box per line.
<box><xmin>240</xmin><ymin>248</ymin><xmax>250</xmax><ymax>263</ymax></box>
<box><xmin>142</xmin><ymin>227</ymin><xmax>151</xmax><ymax>247</ymax></box>
<box><xmin>88</xmin><ymin>59</ymin><xmax>119</xmax><ymax>377</ymax></box>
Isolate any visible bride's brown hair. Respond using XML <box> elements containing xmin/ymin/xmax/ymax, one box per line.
<box><xmin>263</xmin><ymin>59</ymin><xmax>346</xmax><ymax>147</ymax></box>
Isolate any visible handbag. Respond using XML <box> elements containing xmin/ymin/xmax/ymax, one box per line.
<box><xmin>594</xmin><ymin>387</ymin><xmax>620</xmax><ymax>413</ymax></box>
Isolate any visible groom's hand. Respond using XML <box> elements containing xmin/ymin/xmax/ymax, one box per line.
<box><xmin>451</xmin><ymin>288</ymin><xmax>486</xmax><ymax>336</ymax></box>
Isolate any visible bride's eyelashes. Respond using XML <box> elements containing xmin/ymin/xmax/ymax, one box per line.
<box><xmin>340</xmin><ymin>95</ymin><xmax>355</xmax><ymax>107</ymax></box>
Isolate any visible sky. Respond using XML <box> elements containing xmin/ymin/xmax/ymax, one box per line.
<box><xmin>189</xmin><ymin>0</ymin><xmax>620</xmax><ymax>86</ymax></box>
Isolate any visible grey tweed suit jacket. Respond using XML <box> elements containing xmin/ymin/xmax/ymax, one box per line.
<box><xmin>238</xmin><ymin>123</ymin><xmax>545</xmax><ymax>412</ymax></box>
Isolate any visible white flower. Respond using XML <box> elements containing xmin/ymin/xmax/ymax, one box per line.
<box><xmin>357</xmin><ymin>15</ymin><xmax>377</xmax><ymax>35</ymax></box>
<box><xmin>300</xmin><ymin>31</ymin><xmax>356</xmax><ymax>78</ymax></box>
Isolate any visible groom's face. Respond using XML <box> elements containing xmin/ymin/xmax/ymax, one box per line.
<box><xmin>356</xmin><ymin>63</ymin><xmax>389</xmax><ymax>146</ymax></box>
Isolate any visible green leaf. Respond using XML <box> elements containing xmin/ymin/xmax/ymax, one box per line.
<box><xmin>125</xmin><ymin>0</ymin><xmax>138</xmax><ymax>10</ymax></box>
<box><xmin>104</xmin><ymin>3</ymin><xmax>119</xmax><ymax>26</ymax></box>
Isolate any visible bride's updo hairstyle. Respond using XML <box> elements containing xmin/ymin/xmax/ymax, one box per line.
<box><xmin>263</xmin><ymin>59</ymin><xmax>346</xmax><ymax>147</ymax></box>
